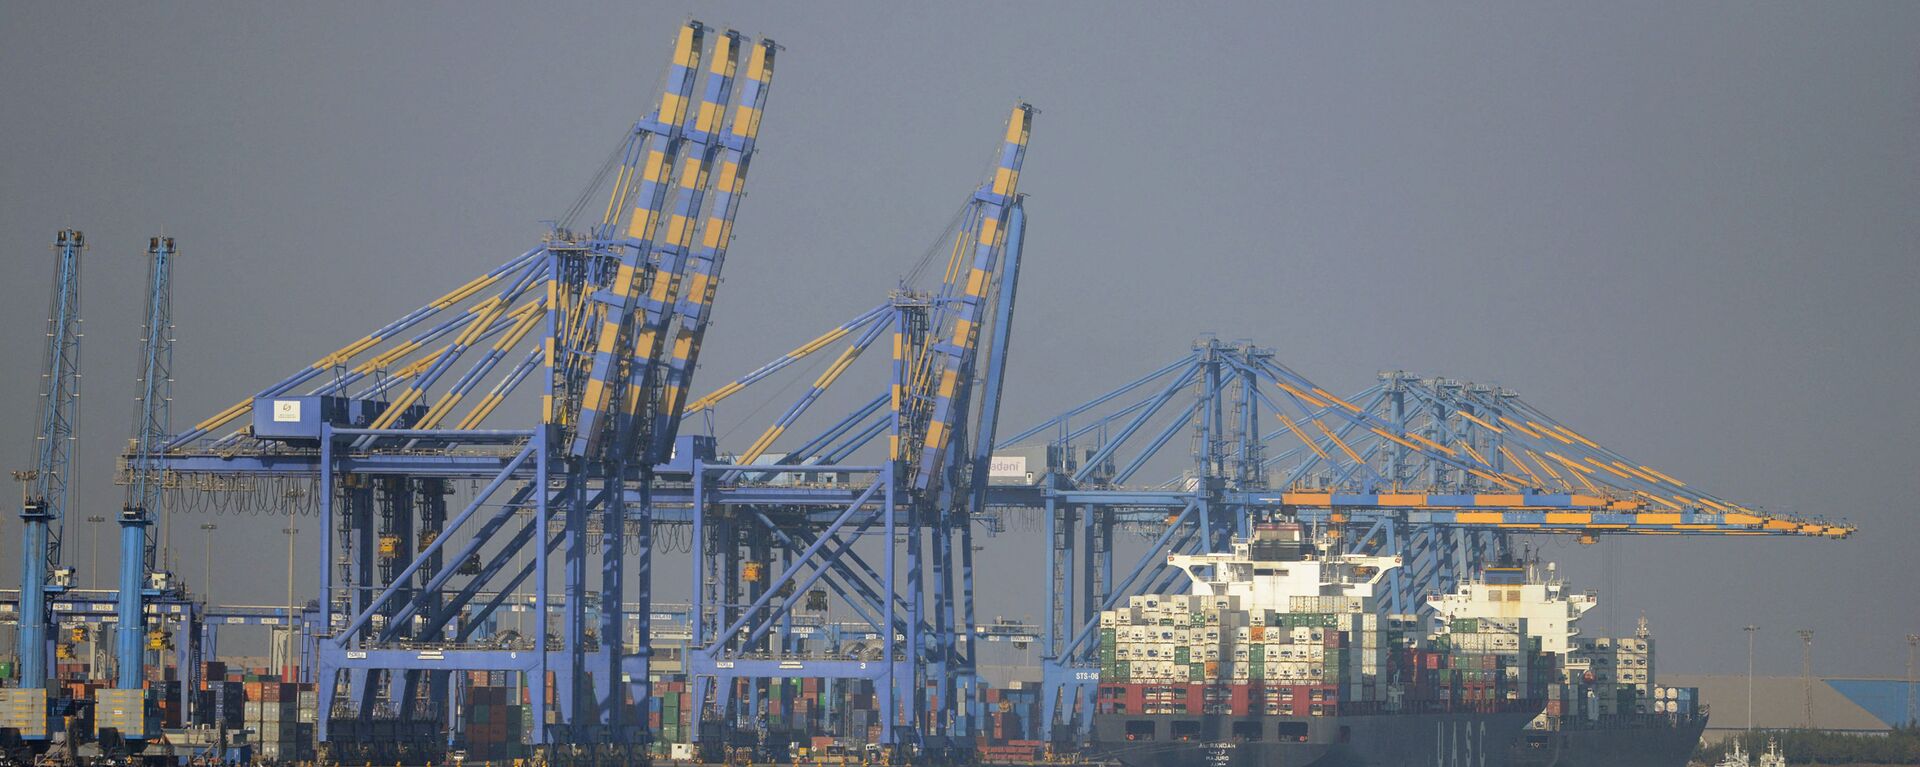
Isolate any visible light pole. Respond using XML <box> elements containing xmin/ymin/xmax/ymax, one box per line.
<box><xmin>1744</xmin><ymin>625</ymin><xmax>1758</xmax><ymax>732</ymax></box>
<box><xmin>1798</xmin><ymin>629</ymin><xmax>1816</xmax><ymax>729</ymax></box>
<box><xmin>198</xmin><ymin>523</ymin><xmax>217</xmax><ymax>601</ymax></box>
<box><xmin>1906</xmin><ymin>634</ymin><xmax>1917</xmax><ymax>728</ymax></box>
<box><xmin>281</xmin><ymin>527</ymin><xmax>298</xmax><ymax>680</ymax></box>
<box><xmin>85</xmin><ymin>515</ymin><xmax>106</xmax><ymax>589</ymax></box>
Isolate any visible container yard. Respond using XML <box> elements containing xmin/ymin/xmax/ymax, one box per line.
<box><xmin>2</xmin><ymin>6</ymin><xmax>1907</xmax><ymax>767</ymax></box>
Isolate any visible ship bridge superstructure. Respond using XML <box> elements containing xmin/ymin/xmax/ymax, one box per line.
<box><xmin>1167</xmin><ymin>524</ymin><xmax>1399</xmax><ymax>615</ymax></box>
<box><xmin>1426</xmin><ymin>563</ymin><xmax>1597</xmax><ymax>655</ymax></box>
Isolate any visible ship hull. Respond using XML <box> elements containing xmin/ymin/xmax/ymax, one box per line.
<box><xmin>1092</xmin><ymin>709</ymin><xmax>1541</xmax><ymax>767</ymax></box>
<box><xmin>1508</xmin><ymin>714</ymin><xmax>1708</xmax><ymax>767</ymax></box>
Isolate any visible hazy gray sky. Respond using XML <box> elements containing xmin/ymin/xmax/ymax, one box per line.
<box><xmin>2</xmin><ymin>3</ymin><xmax>1915</xmax><ymax>677</ymax></box>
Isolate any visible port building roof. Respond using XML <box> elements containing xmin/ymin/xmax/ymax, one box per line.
<box><xmin>1666</xmin><ymin>674</ymin><xmax>1898</xmax><ymax>742</ymax></box>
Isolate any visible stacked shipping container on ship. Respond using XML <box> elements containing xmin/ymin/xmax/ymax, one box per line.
<box><xmin>1428</xmin><ymin>563</ymin><xmax>1708</xmax><ymax>767</ymax></box>
<box><xmin>1090</xmin><ymin>523</ymin><xmax>1547</xmax><ymax>767</ymax></box>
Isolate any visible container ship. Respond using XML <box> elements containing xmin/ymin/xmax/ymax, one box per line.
<box><xmin>1427</xmin><ymin>561</ymin><xmax>1708</xmax><ymax>767</ymax></box>
<box><xmin>1089</xmin><ymin>523</ymin><xmax>1549</xmax><ymax>767</ymax></box>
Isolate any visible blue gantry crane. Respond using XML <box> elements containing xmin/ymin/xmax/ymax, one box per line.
<box><xmin>3</xmin><ymin>230</ymin><xmax>87</xmax><ymax>754</ymax></box>
<box><xmin>983</xmin><ymin>339</ymin><xmax>1850</xmax><ymax>740</ymax></box>
<box><xmin>668</xmin><ymin>104</ymin><xmax>1033</xmax><ymax>759</ymax></box>
<box><xmin>145</xmin><ymin>21</ymin><xmax>778</xmax><ymax>764</ymax></box>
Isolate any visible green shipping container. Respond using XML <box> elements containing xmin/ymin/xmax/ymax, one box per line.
<box><xmin>1174</xmin><ymin>647</ymin><xmax>1190</xmax><ymax>663</ymax></box>
<box><xmin>0</xmin><ymin>662</ymin><xmax>11</xmax><ymax>679</ymax></box>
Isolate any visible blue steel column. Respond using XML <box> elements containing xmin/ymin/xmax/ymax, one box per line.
<box><xmin>596</xmin><ymin>480</ymin><xmax>625</xmax><ymax>728</ymax></box>
<box><xmin>561</xmin><ymin>480</ymin><xmax>587</xmax><ymax>724</ymax></box>
<box><xmin>1199</xmin><ymin>344</ymin><xmax>1224</xmax><ymax>552</ymax></box>
<box><xmin>882</xmin><ymin>306</ymin><xmax>905</xmax><ymax>746</ymax></box>
<box><xmin>112</xmin><ymin>515</ymin><xmax>150</xmax><ymax>691</ymax></box>
<box><xmin>625</xmin><ymin>481</ymin><xmax>654</xmax><ymax>742</ymax></box>
<box><xmin>905</xmin><ymin>474</ymin><xmax>925</xmax><ymax>747</ymax></box>
<box><xmin>688</xmin><ymin>461</ymin><xmax>709</xmax><ymax>743</ymax></box>
<box><xmin>533</xmin><ymin>426</ymin><xmax>551</xmax><ymax>743</ymax></box>
<box><xmin>315</xmin><ymin>425</ymin><xmax>336</xmax><ymax>739</ymax></box>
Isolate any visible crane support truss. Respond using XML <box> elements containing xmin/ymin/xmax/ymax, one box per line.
<box><xmin>143</xmin><ymin>21</ymin><xmax>778</xmax><ymax>760</ymax></box>
<box><xmin>984</xmin><ymin>339</ymin><xmax>1850</xmax><ymax>740</ymax></box>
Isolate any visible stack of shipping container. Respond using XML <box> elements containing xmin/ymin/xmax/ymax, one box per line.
<box><xmin>647</xmin><ymin>677</ymin><xmax>690</xmax><ymax>757</ymax></box>
<box><xmin>1651</xmin><ymin>686</ymin><xmax>1701</xmax><ymax>717</ymax></box>
<box><xmin>461</xmin><ymin>672</ymin><xmax>526</xmax><ymax>761</ymax></box>
<box><xmin>244</xmin><ymin>679</ymin><xmax>303</xmax><ymax>762</ymax></box>
<box><xmin>1541</xmin><ymin>634</ymin><xmax>1667</xmax><ymax>724</ymax></box>
<box><xmin>180</xmin><ymin>665</ymin><xmax>317</xmax><ymax>761</ymax></box>
<box><xmin>1096</xmin><ymin>594</ymin><xmax>1551</xmax><ymax>719</ymax></box>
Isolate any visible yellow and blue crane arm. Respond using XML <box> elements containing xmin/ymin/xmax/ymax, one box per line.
<box><xmin>648</xmin><ymin>37</ymin><xmax>777</xmax><ymax>459</ymax></box>
<box><xmin>167</xmin><ymin>249</ymin><xmax>544</xmax><ymax>448</ymax></box>
<box><xmin>1258</xmin><ymin>358</ymin><xmax>1549</xmax><ymax>492</ymax></box>
<box><xmin>569</xmin><ymin>20</ymin><xmax>707</xmax><ymax>458</ymax></box>
<box><xmin>367</xmin><ymin>264</ymin><xmax>547</xmax><ymax>430</ymax></box>
<box><xmin>1278</xmin><ymin>369</ymin><xmax>1851</xmax><ymax>537</ymax></box>
<box><xmin>187</xmin><ymin>259</ymin><xmax>547</xmax><ymax>447</ymax></box>
<box><xmin>1277</xmin><ymin>493</ymin><xmax>1852</xmax><ymax>537</ymax></box>
<box><xmin>416</xmin><ymin>299</ymin><xmax>547</xmax><ymax>429</ymax></box>
<box><xmin>909</xmin><ymin>104</ymin><xmax>1034</xmax><ymax>494</ymax></box>
<box><xmin>735</xmin><ymin>318</ymin><xmax>890</xmax><ymax>466</ymax></box>
<box><xmin>682</xmin><ymin>304</ymin><xmax>889</xmax><ymax>418</ymax></box>
<box><xmin>457</xmin><ymin>348</ymin><xmax>544</xmax><ymax>431</ymax></box>
<box><xmin>1424</xmin><ymin>381</ymin><xmax>1736</xmax><ymax>511</ymax></box>
<box><xmin>614</xmin><ymin>31</ymin><xmax>749</xmax><ymax>459</ymax></box>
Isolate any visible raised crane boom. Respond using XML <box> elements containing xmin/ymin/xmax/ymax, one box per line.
<box><xmin>115</xmin><ymin>236</ymin><xmax>175</xmax><ymax>706</ymax></box>
<box><xmin>907</xmin><ymin>104</ymin><xmax>1034</xmax><ymax>495</ymax></box>
<box><xmin>647</xmin><ymin>36</ymin><xmax>775</xmax><ymax>458</ymax></box>
<box><xmin>15</xmin><ymin>229</ymin><xmax>84</xmax><ymax>695</ymax></box>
